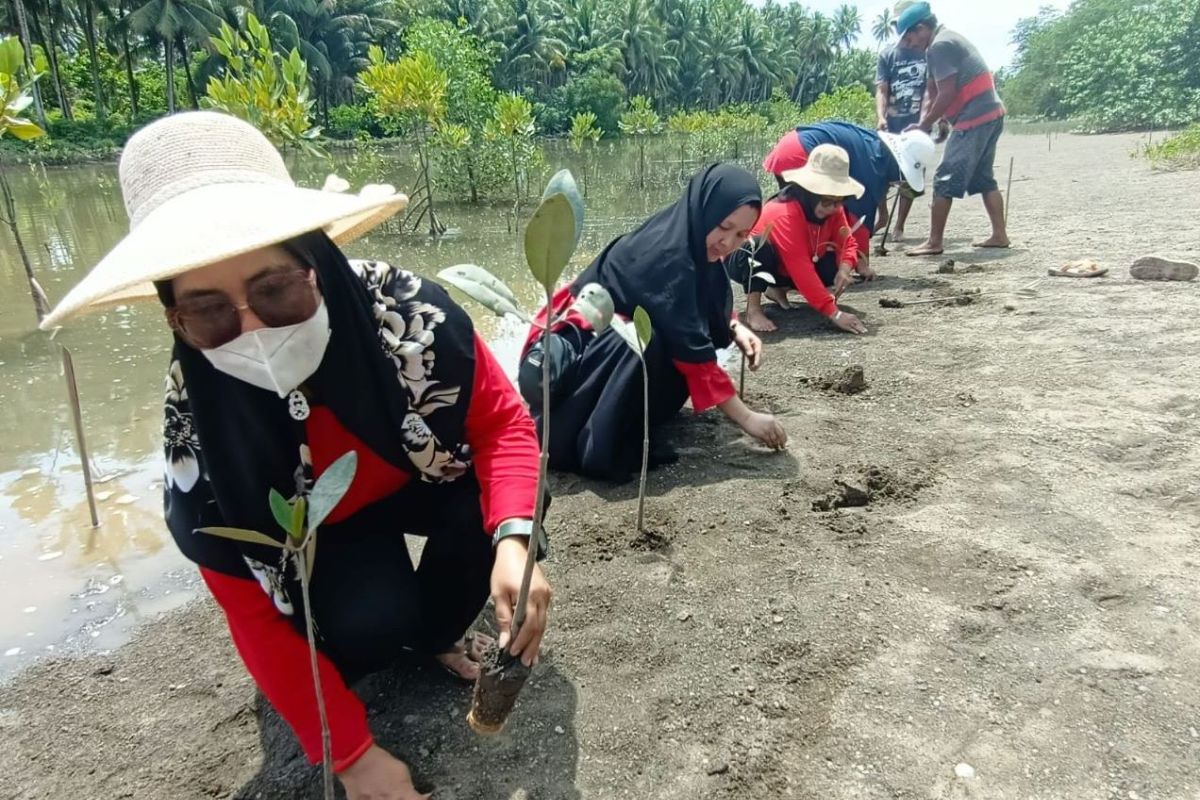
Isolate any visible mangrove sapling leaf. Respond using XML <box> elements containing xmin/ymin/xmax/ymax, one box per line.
<box><xmin>306</xmin><ymin>451</ymin><xmax>358</xmax><ymax>532</ymax></box>
<box><xmin>289</xmin><ymin>496</ymin><xmax>307</xmax><ymax>543</ymax></box>
<box><xmin>633</xmin><ymin>306</ymin><xmax>653</xmax><ymax>351</ymax></box>
<box><xmin>269</xmin><ymin>488</ymin><xmax>293</xmax><ymax>534</ymax></box>
<box><xmin>437</xmin><ymin>265</ymin><xmax>529</xmax><ymax>322</ymax></box>
<box><xmin>198</xmin><ymin>526</ymin><xmax>285</xmax><ymax>549</ymax></box>
<box><xmin>541</xmin><ymin>170</ymin><xmax>584</xmax><ymax>253</ymax></box>
<box><xmin>608</xmin><ymin>316</ymin><xmax>641</xmax><ymax>353</ymax></box>
<box><xmin>524</xmin><ymin>193</ymin><xmax>577</xmax><ymax>291</ymax></box>
<box><xmin>570</xmin><ymin>283</ymin><xmax>615</xmax><ymax>333</ymax></box>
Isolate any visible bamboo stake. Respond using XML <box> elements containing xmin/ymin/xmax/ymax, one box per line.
<box><xmin>1004</xmin><ymin>157</ymin><xmax>1015</xmax><ymax>224</ymax></box>
<box><xmin>874</xmin><ymin>189</ymin><xmax>903</xmax><ymax>256</ymax></box>
<box><xmin>60</xmin><ymin>347</ymin><xmax>99</xmax><ymax>528</ymax></box>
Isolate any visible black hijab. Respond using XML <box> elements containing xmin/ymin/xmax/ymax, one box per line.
<box><xmin>776</xmin><ymin>183</ymin><xmax>827</xmax><ymax>225</ymax></box>
<box><xmin>571</xmin><ymin>163</ymin><xmax>762</xmax><ymax>363</ymax></box>
<box><xmin>161</xmin><ymin>231</ymin><xmax>477</xmax><ymax>577</ymax></box>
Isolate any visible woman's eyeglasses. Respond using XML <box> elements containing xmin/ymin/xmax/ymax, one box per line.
<box><xmin>167</xmin><ymin>265</ymin><xmax>319</xmax><ymax>349</ymax></box>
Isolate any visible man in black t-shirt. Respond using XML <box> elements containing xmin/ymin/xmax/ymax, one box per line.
<box><xmin>875</xmin><ymin>3</ymin><xmax>928</xmax><ymax>240</ymax></box>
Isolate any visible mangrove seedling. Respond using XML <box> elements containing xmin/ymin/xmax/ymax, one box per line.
<box><xmin>735</xmin><ymin>224</ymin><xmax>775</xmax><ymax>398</ymax></box>
<box><xmin>438</xmin><ymin>169</ymin><xmax>614</xmax><ymax>734</ymax></box>
<box><xmin>609</xmin><ymin>305</ymin><xmax>654</xmax><ymax>532</ymax></box>
<box><xmin>200</xmin><ymin>450</ymin><xmax>358</xmax><ymax>800</ymax></box>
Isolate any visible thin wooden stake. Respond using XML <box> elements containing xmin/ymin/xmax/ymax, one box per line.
<box><xmin>1004</xmin><ymin>157</ymin><xmax>1015</xmax><ymax>224</ymax></box>
<box><xmin>60</xmin><ymin>346</ymin><xmax>100</xmax><ymax>528</ymax></box>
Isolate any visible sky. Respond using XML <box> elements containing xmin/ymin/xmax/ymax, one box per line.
<box><xmin>799</xmin><ymin>0</ymin><xmax>1073</xmax><ymax>69</ymax></box>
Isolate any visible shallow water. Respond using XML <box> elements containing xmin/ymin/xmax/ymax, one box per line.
<box><xmin>0</xmin><ymin>139</ymin><xmax>710</xmax><ymax>677</ymax></box>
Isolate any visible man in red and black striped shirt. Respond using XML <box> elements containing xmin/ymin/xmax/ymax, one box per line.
<box><xmin>897</xmin><ymin>3</ymin><xmax>1011</xmax><ymax>257</ymax></box>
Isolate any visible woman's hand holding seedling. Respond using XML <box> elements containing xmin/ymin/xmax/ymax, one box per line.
<box><xmin>339</xmin><ymin>746</ymin><xmax>430</xmax><ymax>800</ymax></box>
<box><xmin>732</xmin><ymin>321</ymin><xmax>764</xmax><ymax>371</ymax></box>
<box><xmin>492</xmin><ymin>537</ymin><xmax>551</xmax><ymax>667</ymax></box>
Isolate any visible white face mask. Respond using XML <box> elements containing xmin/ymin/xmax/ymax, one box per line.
<box><xmin>202</xmin><ymin>300</ymin><xmax>331</xmax><ymax>397</ymax></box>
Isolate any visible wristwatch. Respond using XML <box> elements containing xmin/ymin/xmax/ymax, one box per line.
<box><xmin>492</xmin><ymin>518</ymin><xmax>549</xmax><ymax>559</ymax></box>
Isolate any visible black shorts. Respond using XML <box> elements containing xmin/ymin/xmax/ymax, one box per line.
<box><xmin>933</xmin><ymin>117</ymin><xmax>1004</xmax><ymax>200</ymax></box>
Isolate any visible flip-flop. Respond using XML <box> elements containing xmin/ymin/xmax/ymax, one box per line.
<box><xmin>1048</xmin><ymin>260</ymin><xmax>1109</xmax><ymax>278</ymax></box>
<box><xmin>1130</xmin><ymin>256</ymin><xmax>1199</xmax><ymax>282</ymax></box>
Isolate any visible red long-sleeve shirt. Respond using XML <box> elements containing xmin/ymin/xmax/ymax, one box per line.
<box><xmin>201</xmin><ymin>333</ymin><xmax>539</xmax><ymax>772</ymax></box>
<box><xmin>527</xmin><ymin>287</ymin><xmax>735</xmax><ymax>414</ymax></box>
<box><xmin>754</xmin><ymin>199</ymin><xmax>858</xmax><ymax>318</ymax></box>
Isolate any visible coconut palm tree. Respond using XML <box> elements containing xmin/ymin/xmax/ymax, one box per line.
<box><xmin>612</xmin><ymin>0</ymin><xmax>676</xmax><ymax>98</ymax></box>
<box><xmin>872</xmin><ymin>8</ymin><xmax>895</xmax><ymax>47</ymax></box>
<box><xmin>127</xmin><ymin>0</ymin><xmax>223</xmax><ymax>112</ymax></box>
<box><xmin>830</xmin><ymin>3</ymin><xmax>861</xmax><ymax>53</ymax></box>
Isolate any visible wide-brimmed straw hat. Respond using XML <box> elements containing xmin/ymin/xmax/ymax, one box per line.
<box><xmin>780</xmin><ymin>144</ymin><xmax>865</xmax><ymax>199</ymax></box>
<box><xmin>879</xmin><ymin>129</ymin><xmax>936</xmax><ymax>193</ymax></box>
<box><xmin>40</xmin><ymin>111</ymin><xmax>408</xmax><ymax>330</ymax></box>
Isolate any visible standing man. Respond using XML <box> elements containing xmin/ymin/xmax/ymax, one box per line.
<box><xmin>875</xmin><ymin>0</ymin><xmax>927</xmax><ymax>241</ymax></box>
<box><xmin>897</xmin><ymin>2</ymin><xmax>1010</xmax><ymax>257</ymax></box>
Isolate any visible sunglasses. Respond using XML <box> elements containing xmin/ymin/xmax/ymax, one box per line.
<box><xmin>817</xmin><ymin>196</ymin><xmax>848</xmax><ymax>207</ymax></box>
<box><xmin>167</xmin><ymin>265</ymin><xmax>319</xmax><ymax>349</ymax></box>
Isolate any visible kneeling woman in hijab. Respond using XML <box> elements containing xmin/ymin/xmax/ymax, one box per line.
<box><xmin>727</xmin><ymin>144</ymin><xmax>870</xmax><ymax>335</ymax></box>
<box><xmin>517</xmin><ymin>164</ymin><xmax>788</xmax><ymax>482</ymax></box>
<box><xmin>41</xmin><ymin>112</ymin><xmax>550</xmax><ymax>800</ymax></box>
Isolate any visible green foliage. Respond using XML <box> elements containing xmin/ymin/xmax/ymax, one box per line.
<box><xmin>618</xmin><ymin>95</ymin><xmax>661</xmax><ymax>137</ymax></box>
<box><xmin>569</xmin><ymin>111</ymin><xmax>601</xmax><ymax>151</ymax></box>
<box><xmin>326</xmin><ymin>104</ymin><xmax>384</xmax><ymax>140</ymax></box>
<box><xmin>1005</xmin><ymin>0</ymin><xmax>1200</xmax><ymax>131</ymax></box>
<box><xmin>796</xmin><ymin>85</ymin><xmax>875</xmax><ymax>128</ymax></box>
<box><xmin>545</xmin><ymin>68</ymin><xmax>627</xmax><ymax>134</ymax></box>
<box><xmin>203</xmin><ymin>15</ymin><xmax>321</xmax><ymax>153</ymax></box>
<box><xmin>360</xmin><ymin>46</ymin><xmax>448</xmax><ymax>134</ymax></box>
<box><xmin>485</xmin><ymin>92</ymin><xmax>542</xmax><ymax>200</ymax></box>
<box><xmin>1</xmin><ymin>38</ymin><xmax>45</xmax><ymax>143</ymax></box>
<box><xmin>1143</xmin><ymin>125</ymin><xmax>1200</xmax><ymax>170</ymax></box>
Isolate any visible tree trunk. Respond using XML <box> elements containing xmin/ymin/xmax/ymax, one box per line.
<box><xmin>178</xmin><ymin>35</ymin><xmax>200</xmax><ymax>110</ymax></box>
<box><xmin>0</xmin><ymin>164</ymin><xmax>50</xmax><ymax>323</ymax></box>
<box><xmin>11</xmin><ymin>0</ymin><xmax>47</xmax><ymax>127</ymax></box>
<box><xmin>165</xmin><ymin>38</ymin><xmax>176</xmax><ymax>113</ymax></box>
<box><xmin>32</xmin><ymin>10</ymin><xmax>72</xmax><ymax>120</ymax></box>
<box><xmin>83</xmin><ymin>1</ymin><xmax>106</xmax><ymax>121</ymax></box>
<box><xmin>120</xmin><ymin>0</ymin><xmax>139</xmax><ymax>117</ymax></box>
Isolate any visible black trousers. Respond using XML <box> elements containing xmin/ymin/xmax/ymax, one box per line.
<box><xmin>521</xmin><ymin>326</ymin><xmax>689</xmax><ymax>482</ymax></box>
<box><xmin>725</xmin><ymin>239</ymin><xmax>839</xmax><ymax>295</ymax></box>
<box><xmin>293</xmin><ymin>478</ymin><xmax>494</xmax><ymax>683</ymax></box>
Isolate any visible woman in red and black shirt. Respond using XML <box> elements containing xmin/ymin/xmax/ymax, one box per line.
<box><xmin>727</xmin><ymin>144</ymin><xmax>871</xmax><ymax>335</ymax></box>
<box><xmin>517</xmin><ymin>164</ymin><xmax>787</xmax><ymax>482</ymax></box>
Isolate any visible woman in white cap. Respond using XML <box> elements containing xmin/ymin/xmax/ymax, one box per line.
<box><xmin>728</xmin><ymin>144</ymin><xmax>873</xmax><ymax>335</ymax></box>
<box><xmin>41</xmin><ymin>111</ymin><xmax>551</xmax><ymax>800</ymax></box>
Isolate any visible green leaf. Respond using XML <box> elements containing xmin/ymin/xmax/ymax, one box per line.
<box><xmin>633</xmin><ymin>306</ymin><xmax>653</xmax><ymax>349</ymax></box>
<box><xmin>437</xmin><ymin>265</ymin><xmax>529</xmax><ymax>321</ymax></box>
<box><xmin>4</xmin><ymin>117</ymin><xmax>44</xmax><ymax>141</ymax></box>
<box><xmin>198</xmin><ymin>526</ymin><xmax>284</xmax><ymax>549</ymax></box>
<box><xmin>0</xmin><ymin>38</ymin><xmax>22</xmax><ymax>78</ymax></box>
<box><xmin>268</xmin><ymin>489</ymin><xmax>293</xmax><ymax>534</ymax></box>
<box><xmin>570</xmin><ymin>283</ymin><xmax>614</xmax><ymax>333</ymax></box>
<box><xmin>289</xmin><ymin>495</ymin><xmax>307</xmax><ymax>542</ymax></box>
<box><xmin>541</xmin><ymin>170</ymin><xmax>584</xmax><ymax>251</ymax></box>
<box><xmin>307</xmin><ymin>451</ymin><xmax>358</xmax><ymax>531</ymax></box>
<box><xmin>524</xmin><ymin>194</ymin><xmax>575</xmax><ymax>291</ymax></box>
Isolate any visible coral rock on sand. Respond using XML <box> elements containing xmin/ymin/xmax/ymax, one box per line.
<box><xmin>1130</xmin><ymin>256</ymin><xmax>1198</xmax><ymax>282</ymax></box>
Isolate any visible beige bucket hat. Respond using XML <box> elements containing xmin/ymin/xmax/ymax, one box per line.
<box><xmin>780</xmin><ymin>144</ymin><xmax>865</xmax><ymax>199</ymax></box>
<box><xmin>40</xmin><ymin>111</ymin><xmax>408</xmax><ymax>330</ymax></box>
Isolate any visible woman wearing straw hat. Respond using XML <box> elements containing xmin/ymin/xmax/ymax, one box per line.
<box><xmin>727</xmin><ymin>144</ymin><xmax>870</xmax><ymax>335</ymax></box>
<box><xmin>41</xmin><ymin>111</ymin><xmax>551</xmax><ymax>799</ymax></box>
<box><xmin>760</xmin><ymin>121</ymin><xmax>936</xmax><ymax>274</ymax></box>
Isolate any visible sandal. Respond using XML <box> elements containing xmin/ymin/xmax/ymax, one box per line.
<box><xmin>1048</xmin><ymin>260</ymin><xmax>1109</xmax><ymax>278</ymax></box>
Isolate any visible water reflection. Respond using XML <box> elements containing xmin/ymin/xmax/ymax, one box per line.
<box><xmin>0</xmin><ymin>139</ymin><xmax>716</xmax><ymax>674</ymax></box>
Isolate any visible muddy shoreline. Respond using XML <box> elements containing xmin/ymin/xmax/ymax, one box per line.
<box><xmin>3</xmin><ymin>133</ymin><xmax>1199</xmax><ymax>799</ymax></box>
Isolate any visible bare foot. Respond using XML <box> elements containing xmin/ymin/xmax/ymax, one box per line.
<box><xmin>891</xmin><ymin>228</ymin><xmax>906</xmax><ymax>243</ymax></box>
<box><xmin>435</xmin><ymin>632</ymin><xmax>494</xmax><ymax>681</ymax></box>
<box><xmin>972</xmin><ymin>236</ymin><xmax>1011</xmax><ymax>248</ymax></box>
<box><xmin>745</xmin><ymin>308</ymin><xmax>777</xmax><ymax>333</ymax></box>
<box><xmin>906</xmin><ymin>240</ymin><xmax>944</xmax><ymax>257</ymax></box>
<box><xmin>764</xmin><ymin>286</ymin><xmax>793</xmax><ymax>309</ymax></box>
